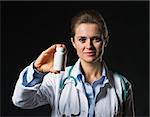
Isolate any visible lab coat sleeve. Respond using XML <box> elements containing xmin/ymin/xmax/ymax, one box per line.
<box><xmin>123</xmin><ymin>79</ymin><xmax>135</xmax><ymax>117</ymax></box>
<box><xmin>12</xmin><ymin>62</ymin><xmax>55</xmax><ymax>109</ymax></box>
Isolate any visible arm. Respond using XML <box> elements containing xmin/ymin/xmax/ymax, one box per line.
<box><xmin>123</xmin><ymin>81</ymin><xmax>135</xmax><ymax>117</ymax></box>
<box><xmin>12</xmin><ymin>62</ymin><xmax>55</xmax><ymax>109</ymax></box>
<box><xmin>12</xmin><ymin>44</ymin><xmax>67</xmax><ymax>109</ymax></box>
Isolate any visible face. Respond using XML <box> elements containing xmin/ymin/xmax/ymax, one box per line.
<box><xmin>71</xmin><ymin>23</ymin><xmax>108</xmax><ymax>64</ymax></box>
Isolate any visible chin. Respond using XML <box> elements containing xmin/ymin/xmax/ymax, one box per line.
<box><xmin>82</xmin><ymin>57</ymin><xmax>99</xmax><ymax>63</ymax></box>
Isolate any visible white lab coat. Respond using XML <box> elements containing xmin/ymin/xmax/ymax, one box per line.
<box><xmin>12</xmin><ymin>59</ymin><xmax>135</xmax><ymax>117</ymax></box>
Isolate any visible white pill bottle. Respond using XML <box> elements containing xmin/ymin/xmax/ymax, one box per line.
<box><xmin>53</xmin><ymin>47</ymin><xmax>66</xmax><ymax>71</ymax></box>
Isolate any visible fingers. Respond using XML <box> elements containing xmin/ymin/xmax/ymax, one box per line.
<box><xmin>34</xmin><ymin>43</ymin><xmax>67</xmax><ymax>74</ymax></box>
<box><xmin>49</xmin><ymin>68</ymin><xmax>61</xmax><ymax>74</ymax></box>
<box><xmin>45</xmin><ymin>44</ymin><xmax>67</xmax><ymax>54</ymax></box>
<box><xmin>34</xmin><ymin>46</ymin><xmax>56</xmax><ymax>69</ymax></box>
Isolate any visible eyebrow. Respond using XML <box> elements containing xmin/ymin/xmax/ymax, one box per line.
<box><xmin>76</xmin><ymin>35</ymin><xmax>101</xmax><ymax>38</ymax></box>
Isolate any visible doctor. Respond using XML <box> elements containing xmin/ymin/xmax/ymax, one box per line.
<box><xmin>12</xmin><ymin>9</ymin><xmax>135</xmax><ymax>117</ymax></box>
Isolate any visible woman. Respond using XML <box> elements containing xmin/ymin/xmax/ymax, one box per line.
<box><xmin>12</xmin><ymin>10</ymin><xmax>135</xmax><ymax>117</ymax></box>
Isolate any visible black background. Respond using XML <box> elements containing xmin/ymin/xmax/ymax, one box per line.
<box><xmin>1</xmin><ymin>1</ymin><xmax>149</xmax><ymax>117</ymax></box>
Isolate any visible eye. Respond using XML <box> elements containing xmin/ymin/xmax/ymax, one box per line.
<box><xmin>78</xmin><ymin>37</ymin><xmax>87</xmax><ymax>43</ymax></box>
<box><xmin>92</xmin><ymin>36</ymin><xmax>103</xmax><ymax>42</ymax></box>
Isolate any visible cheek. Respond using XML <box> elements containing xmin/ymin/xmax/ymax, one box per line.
<box><xmin>96</xmin><ymin>43</ymin><xmax>105</xmax><ymax>54</ymax></box>
<box><xmin>74</xmin><ymin>43</ymin><xmax>84</xmax><ymax>55</ymax></box>
<box><xmin>74</xmin><ymin>41</ymin><xmax>83</xmax><ymax>50</ymax></box>
<box><xmin>76</xmin><ymin>45</ymin><xmax>83</xmax><ymax>53</ymax></box>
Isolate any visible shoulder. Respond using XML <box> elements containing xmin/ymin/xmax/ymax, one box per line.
<box><xmin>112</xmin><ymin>72</ymin><xmax>133</xmax><ymax>98</ymax></box>
<box><xmin>113</xmin><ymin>72</ymin><xmax>129</xmax><ymax>83</ymax></box>
<box><xmin>111</xmin><ymin>72</ymin><xmax>134</xmax><ymax>102</ymax></box>
<box><xmin>113</xmin><ymin>72</ymin><xmax>132</xmax><ymax>88</ymax></box>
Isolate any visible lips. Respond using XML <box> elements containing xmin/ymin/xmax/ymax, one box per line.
<box><xmin>84</xmin><ymin>52</ymin><xmax>96</xmax><ymax>56</ymax></box>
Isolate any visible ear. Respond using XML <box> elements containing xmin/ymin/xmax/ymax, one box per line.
<box><xmin>71</xmin><ymin>37</ymin><xmax>76</xmax><ymax>49</ymax></box>
<box><xmin>104</xmin><ymin>36</ymin><xmax>109</xmax><ymax>47</ymax></box>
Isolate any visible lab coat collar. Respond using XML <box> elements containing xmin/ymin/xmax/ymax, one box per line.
<box><xmin>70</xmin><ymin>59</ymin><xmax>85</xmax><ymax>93</ymax></box>
<box><xmin>70</xmin><ymin>59</ymin><xmax>115</xmax><ymax>91</ymax></box>
<box><xmin>102</xmin><ymin>61</ymin><xmax>115</xmax><ymax>88</ymax></box>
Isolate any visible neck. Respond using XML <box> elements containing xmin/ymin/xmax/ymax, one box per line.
<box><xmin>80</xmin><ymin>59</ymin><xmax>103</xmax><ymax>84</ymax></box>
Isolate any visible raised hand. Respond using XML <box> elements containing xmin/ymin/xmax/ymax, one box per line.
<box><xmin>34</xmin><ymin>44</ymin><xmax>67</xmax><ymax>73</ymax></box>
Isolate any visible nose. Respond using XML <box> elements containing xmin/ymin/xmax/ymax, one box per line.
<box><xmin>86</xmin><ymin>39</ymin><xmax>93</xmax><ymax>49</ymax></box>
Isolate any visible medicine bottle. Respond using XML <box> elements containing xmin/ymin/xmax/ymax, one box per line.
<box><xmin>53</xmin><ymin>47</ymin><xmax>65</xmax><ymax>71</ymax></box>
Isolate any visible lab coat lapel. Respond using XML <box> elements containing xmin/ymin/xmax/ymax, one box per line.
<box><xmin>69</xmin><ymin>59</ymin><xmax>86</xmax><ymax>94</ymax></box>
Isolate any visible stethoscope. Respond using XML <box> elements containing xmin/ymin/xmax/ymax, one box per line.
<box><xmin>58</xmin><ymin>65</ymin><xmax>127</xmax><ymax>116</ymax></box>
<box><xmin>58</xmin><ymin>65</ymin><xmax>81</xmax><ymax>116</ymax></box>
<box><xmin>59</xmin><ymin>65</ymin><xmax>77</xmax><ymax>89</ymax></box>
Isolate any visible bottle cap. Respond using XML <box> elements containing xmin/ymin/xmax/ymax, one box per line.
<box><xmin>56</xmin><ymin>47</ymin><xmax>64</xmax><ymax>52</ymax></box>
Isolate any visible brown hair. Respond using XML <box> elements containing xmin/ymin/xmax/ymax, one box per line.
<box><xmin>71</xmin><ymin>9</ymin><xmax>109</xmax><ymax>40</ymax></box>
